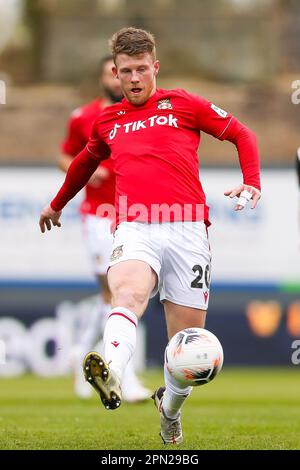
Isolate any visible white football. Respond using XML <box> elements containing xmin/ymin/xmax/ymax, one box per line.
<box><xmin>165</xmin><ymin>328</ymin><xmax>224</xmax><ymax>387</ymax></box>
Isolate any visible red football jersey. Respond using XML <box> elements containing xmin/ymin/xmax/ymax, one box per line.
<box><xmin>61</xmin><ymin>98</ymin><xmax>115</xmax><ymax>215</ymax></box>
<box><xmin>86</xmin><ymin>88</ymin><xmax>244</xmax><ymax>224</ymax></box>
<box><xmin>52</xmin><ymin>88</ymin><xmax>260</xmax><ymax>225</ymax></box>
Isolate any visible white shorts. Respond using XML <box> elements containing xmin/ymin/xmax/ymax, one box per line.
<box><xmin>109</xmin><ymin>221</ymin><xmax>212</xmax><ymax>310</ymax></box>
<box><xmin>82</xmin><ymin>215</ymin><xmax>113</xmax><ymax>275</ymax></box>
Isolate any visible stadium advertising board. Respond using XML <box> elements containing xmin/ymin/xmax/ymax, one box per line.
<box><xmin>0</xmin><ymin>167</ymin><xmax>299</xmax><ymax>284</ymax></box>
<box><xmin>0</xmin><ymin>167</ymin><xmax>299</xmax><ymax>374</ymax></box>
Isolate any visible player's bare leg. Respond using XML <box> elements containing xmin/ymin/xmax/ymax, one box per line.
<box><xmin>83</xmin><ymin>260</ymin><xmax>156</xmax><ymax>410</ymax></box>
<box><xmin>109</xmin><ymin>260</ymin><xmax>157</xmax><ymax>316</ymax></box>
<box><xmin>164</xmin><ymin>301</ymin><xmax>206</xmax><ymax>339</ymax></box>
<box><xmin>152</xmin><ymin>301</ymin><xmax>207</xmax><ymax>444</ymax></box>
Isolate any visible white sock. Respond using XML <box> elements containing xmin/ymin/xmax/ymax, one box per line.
<box><xmin>103</xmin><ymin>307</ymin><xmax>138</xmax><ymax>381</ymax></box>
<box><xmin>162</xmin><ymin>363</ymin><xmax>192</xmax><ymax>420</ymax></box>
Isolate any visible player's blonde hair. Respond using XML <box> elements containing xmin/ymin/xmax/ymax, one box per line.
<box><xmin>110</xmin><ymin>27</ymin><xmax>156</xmax><ymax>62</ymax></box>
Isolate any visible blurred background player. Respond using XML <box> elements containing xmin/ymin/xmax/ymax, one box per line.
<box><xmin>59</xmin><ymin>55</ymin><xmax>150</xmax><ymax>402</ymax></box>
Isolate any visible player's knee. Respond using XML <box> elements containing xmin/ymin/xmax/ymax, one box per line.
<box><xmin>111</xmin><ymin>284</ymin><xmax>149</xmax><ymax>312</ymax></box>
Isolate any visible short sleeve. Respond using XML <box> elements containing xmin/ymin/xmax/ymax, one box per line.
<box><xmin>190</xmin><ymin>93</ymin><xmax>234</xmax><ymax>140</ymax></box>
<box><xmin>86</xmin><ymin>119</ymin><xmax>111</xmax><ymax>161</ymax></box>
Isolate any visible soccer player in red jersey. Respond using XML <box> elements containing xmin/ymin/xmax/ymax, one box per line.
<box><xmin>40</xmin><ymin>28</ymin><xmax>261</xmax><ymax>444</ymax></box>
<box><xmin>59</xmin><ymin>55</ymin><xmax>150</xmax><ymax>402</ymax></box>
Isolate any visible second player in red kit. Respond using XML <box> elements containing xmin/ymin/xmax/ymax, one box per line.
<box><xmin>61</xmin><ymin>97</ymin><xmax>115</xmax><ymax>216</ymax></box>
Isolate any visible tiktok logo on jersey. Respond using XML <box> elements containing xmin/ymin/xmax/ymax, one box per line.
<box><xmin>109</xmin><ymin>123</ymin><xmax>121</xmax><ymax>140</ymax></box>
<box><xmin>109</xmin><ymin>114</ymin><xmax>178</xmax><ymax>140</ymax></box>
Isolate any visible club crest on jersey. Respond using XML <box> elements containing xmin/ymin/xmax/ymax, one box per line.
<box><xmin>157</xmin><ymin>98</ymin><xmax>172</xmax><ymax>110</ymax></box>
<box><xmin>117</xmin><ymin>110</ymin><xmax>126</xmax><ymax>116</ymax></box>
<box><xmin>110</xmin><ymin>245</ymin><xmax>123</xmax><ymax>261</ymax></box>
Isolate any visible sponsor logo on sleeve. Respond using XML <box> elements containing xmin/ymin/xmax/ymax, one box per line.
<box><xmin>211</xmin><ymin>103</ymin><xmax>228</xmax><ymax>118</ymax></box>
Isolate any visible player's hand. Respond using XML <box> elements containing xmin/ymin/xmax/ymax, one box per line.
<box><xmin>88</xmin><ymin>167</ymin><xmax>109</xmax><ymax>187</ymax></box>
<box><xmin>39</xmin><ymin>205</ymin><xmax>62</xmax><ymax>233</ymax></box>
<box><xmin>224</xmin><ymin>184</ymin><xmax>261</xmax><ymax>211</ymax></box>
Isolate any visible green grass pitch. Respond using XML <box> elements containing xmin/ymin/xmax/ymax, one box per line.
<box><xmin>0</xmin><ymin>367</ymin><xmax>300</xmax><ymax>450</ymax></box>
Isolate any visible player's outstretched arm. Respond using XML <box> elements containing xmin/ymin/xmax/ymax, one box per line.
<box><xmin>224</xmin><ymin>184</ymin><xmax>261</xmax><ymax>211</ymax></box>
<box><xmin>39</xmin><ymin>147</ymin><xmax>103</xmax><ymax>234</ymax></box>
<box><xmin>39</xmin><ymin>205</ymin><xmax>62</xmax><ymax>233</ymax></box>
